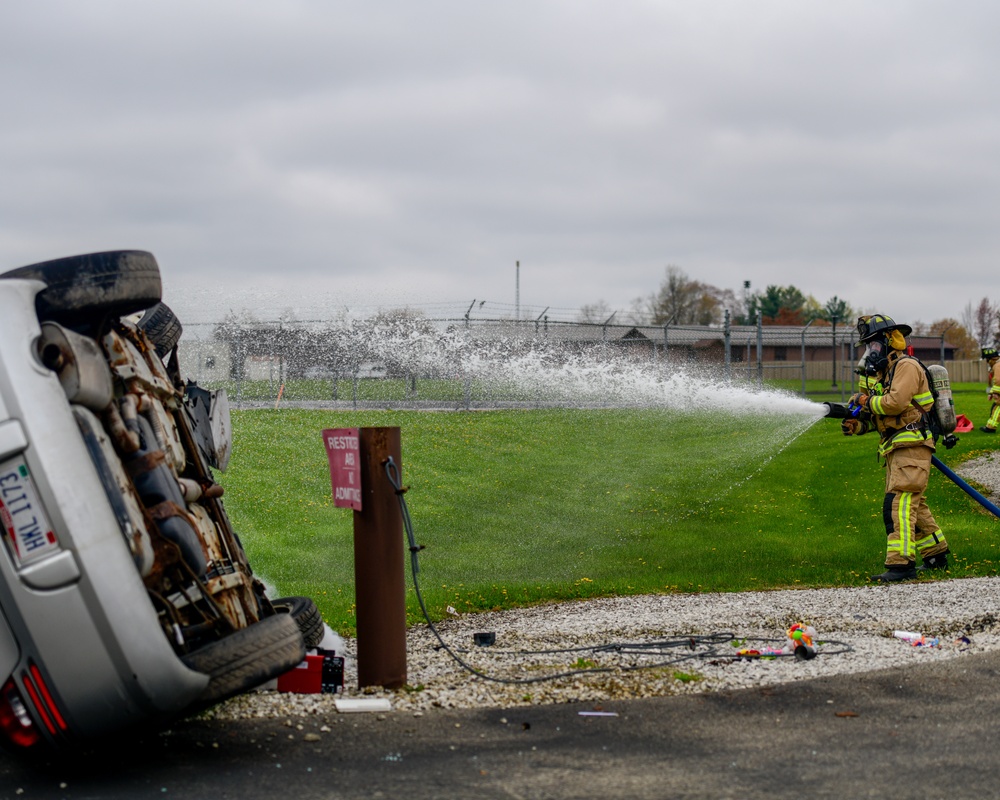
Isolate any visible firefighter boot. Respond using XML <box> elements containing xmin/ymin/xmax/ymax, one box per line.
<box><xmin>870</xmin><ymin>564</ymin><xmax>917</xmax><ymax>583</ymax></box>
<box><xmin>918</xmin><ymin>552</ymin><xmax>949</xmax><ymax>572</ymax></box>
<box><xmin>980</xmin><ymin>427</ymin><xmax>996</xmax><ymax>433</ymax></box>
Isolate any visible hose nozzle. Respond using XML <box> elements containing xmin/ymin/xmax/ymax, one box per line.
<box><xmin>822</xmin><ymin>402</ymin><xmax>850</xmax><ymax>419</ymax></box>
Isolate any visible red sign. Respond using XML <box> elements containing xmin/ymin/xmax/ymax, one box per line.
<box><xmin>322</xmin><ymin>428</ymin><xmax>362</xmax><ymax>511</ymax></box>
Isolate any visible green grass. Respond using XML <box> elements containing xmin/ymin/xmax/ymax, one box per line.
<box><xmin>218</xmin><ymin>377</ymin><xmax>542</xmax><ymax>404</ymax></box>
<box><xmin>223</xmin><ymin>378</ymin><xmax>470</xmax><ymax>403</ymax></box>
<box><xmin>217</xmin><ymin>381</ymin><xmax>1000</xmax><ymax>636</ymax></box>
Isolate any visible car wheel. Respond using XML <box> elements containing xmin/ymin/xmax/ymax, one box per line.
<box><xmin>0</xmin><ymin>250</ymin><xmax>161</xmax><ymax>325</ymax></box>
<box><xmin>272</xmin><ymin>596</ymin><xmax>326</xmax><ymax>649</ymax></box>
<box><xmin>138</xmin><ymin>302</ymin><xmax>183</xmax><ymax>357</ymax></box>
<box><xmin>182</xmin><ymin>614</ymin><xmax>306</xmax><ymax>706</ymax></box>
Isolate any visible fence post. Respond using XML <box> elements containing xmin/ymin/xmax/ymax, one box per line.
<box><xmin>756</xmin><ymin>313</ymin><xmax>763</xmax><ymax>387</ymax></box>
<box><xmin>723</xmin><ymin>311</ymin><xmax>731</xmax><ymax>381</ymax></box>
<box><xmin>800</xmin><ymin>318</ymin><xmax>815</xmax><ymax>398</ymax></box>
<box><xmin>235</xmin><ymin>326</ymin><xmax>244</xmax><ymax>408</ymax></box>
<box><xmin>840</xmin><ymin>335</ymin><xmax>848</xmax><ymax>402</ymax></box>
<box><xmin>847</xmin><ymin>332</ymin><xmax>857</xmax><ymax>398</ymax></box>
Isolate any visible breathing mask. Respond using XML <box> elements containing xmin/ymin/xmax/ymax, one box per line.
<box><xmin>862</xmin><ymin>337</ymin><xmax>888</xmax><ymax>376</ymax></box>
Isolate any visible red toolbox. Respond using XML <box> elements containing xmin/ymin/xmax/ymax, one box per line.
<box><xmin>277</xmin><ymin>654</ymin><xmax>324</xmax><ymax>694</ymax></box>
<box><xmin>276</xmin><ymin>649</ymin><xmax>345</xmax><ymax>694</ymax></box>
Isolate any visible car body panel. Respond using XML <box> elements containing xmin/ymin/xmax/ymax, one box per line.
<box><xmin>0</xmin><ymin>605</ymin><xmax>17</xmax><ymax>683</ymax></box>
<box><xmin>0</xmin><ymin>278</ymin><xmax>208</xmax><ymax>742</ymax></box>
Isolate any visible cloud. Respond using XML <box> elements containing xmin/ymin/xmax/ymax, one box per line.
<box><xmin>1</xmin><ymin>1</ymin><xmax>999</xmax><ymax>326</ymax></box>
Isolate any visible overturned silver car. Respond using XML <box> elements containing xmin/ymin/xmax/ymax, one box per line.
<box><xmin>0</xmin><ymin>251</ymin><xmax>321</xmax><ymax>750</ymax></box>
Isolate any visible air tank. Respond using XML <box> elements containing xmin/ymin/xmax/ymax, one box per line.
<box><xmin>927</xmin><ymin>364</ymin><xmax>957</xmax><ymax>435</ymax></box>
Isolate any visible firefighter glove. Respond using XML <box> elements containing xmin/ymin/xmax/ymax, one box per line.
<box><xmin>848</xmin><ymin>393</ymin><xmax>869</xmax><ymax>409</ymax></box>
<box><xmin>842</xmin><ymin>419</ymin><xmax>862</xmax><ymax>436</ymax></box>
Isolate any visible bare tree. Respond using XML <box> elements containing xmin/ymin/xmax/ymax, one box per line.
<box><xmin>623</xmin><ymin>296</ymin><xmax>653</xmax><ymax>326</ymax></box>
<box><xmin>578</xmin><ymin>300</ymin><xmax>614</xmax><ymax>324</ymax></box>
<box><xmin>650</xmin><ymin>266</ymin><xmax>722</xmax><ymax>325</ymax></box>
<box><xmin>975</xmin><ymin>298</ymin><xmax>996</xmax><ymax>346</ymax></box>
<box><xmin>961</xmin><ymin>301</ymin><xmax>975</xmax><ymax>338</ymax></box>
<box><xmin>713</xmin><ymin>287</ymin><xmax>741</xmax><ymax>323</ymax></box>
<box><xmin>929</xmin><ymin>319</ymin><xmax>979</xmax><ymax>360</ymax></box>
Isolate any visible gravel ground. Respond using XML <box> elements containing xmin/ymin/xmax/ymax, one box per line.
<box><xmin>205</xmin><ymin>452</ymin><xmax>1000</xmax><ymax>720</ymax></box>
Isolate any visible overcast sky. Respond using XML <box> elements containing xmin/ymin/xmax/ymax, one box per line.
<box><xmin>2</xmin><ymin>1</ymin><xmax>998</xmax><ymax>328</ymax></box>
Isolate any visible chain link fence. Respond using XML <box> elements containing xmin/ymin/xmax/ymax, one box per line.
<box><xmin>176</xmin><ymin>313</ymin><xmax>975</xmax><ymax>410</ymax></box>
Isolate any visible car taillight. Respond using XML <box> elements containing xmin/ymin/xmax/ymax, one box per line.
<box><xmin>0</xmin><ymin>678</ymin><xmax>41</xmax><ymax>748</ymax></box>
<box><xmin>27</xmin><ymin>664</ymin><xmax>67</xmax><ymax>732</ymax></box>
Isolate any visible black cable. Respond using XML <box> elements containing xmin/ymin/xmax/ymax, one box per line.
<box><xmin>382</xmin><ymin>457</ymin><xmax>852</xmax><ymax>684</ymax></box>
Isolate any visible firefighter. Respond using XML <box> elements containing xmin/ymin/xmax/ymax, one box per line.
<box><xmin>841</xmin><ymin>314</ymin><xmax>950</xmax><ymax>582</ymax></box>
<box><xmin>981</xmin><ymin>347</ymin><xmax>1000</xmax><ymax>433</ymax></box>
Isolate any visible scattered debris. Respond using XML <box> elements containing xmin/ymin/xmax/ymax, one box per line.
<box><xmin>893</xmin><ymin>630</ymin><xmax>940</xmax><ymax>647</ymax></box>
<box><xmin>334</xmin><ymin>698</ymin><xmax>392</xmax><ymax>713</ymax></box>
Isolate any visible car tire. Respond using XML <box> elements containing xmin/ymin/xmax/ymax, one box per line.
<box><xmin>0</xmin><ymin>250</ymin><xmax>162</xmax><ymax>325</ymax></box>
<box><xmin>138</xmin><ymin>302</ymin><xmax>183</xmax><ymax>357</ymax></box>
<box><xmin>272</xmin><ymin>596</ymin><xmax>326</xmax><ymax>649</ymax></box>
<box><xmin>182</xmin><ymin>614</ymin><xmax>306</xmax><ymax>706</ymax></box>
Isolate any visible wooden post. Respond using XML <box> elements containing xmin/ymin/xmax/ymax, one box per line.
<box><xmin>353</xmin><ymin>427</ymin><xmax>407</xmax><ymax>689</ymax></box>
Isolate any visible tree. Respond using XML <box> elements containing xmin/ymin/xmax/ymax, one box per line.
<box><xmin>713</xmin><ymin>287</ymin><xmax>742</xmax><ymax>323</ymax></box>
<box><xmin>624</xmin><ymin>296</ymin><xmax>653</xmax><ymax>326</ymax></box>
<box><xmin>961</xmin><ymin>301</ymin><xmax>976</xmax><ymax>341</ymax></box>
<box><xmin>975</xmin><ymin>298</ymin><xmax>996</xmax><ymax>346</ymax></box>
<box><xmin>649</xmin><ymin>266</ymin><xmax>723</xmax><ymax>325</ymax></box>
<box><xmin>928</xmin><ymin>319</ymin><xmax>979</xmax><ymax>360</ymax></box>
<box><xmin>802</xmin><ymin>295</ymin><xmax>826</xmax><ymax>324</ymax></box>
<box><xmin>746</xmin><ymin>285</ymin><xmax>807</xmax><ymax>325</ymax></box>
<box><xmin>821</xmin><ymin>296</ymin><xmax>852</xmax><ymax>326</ymax></box>
<box><xmin>578</xmin><ymin>300</ymin><xmax>615</xmax><ymax>324</ymax></box>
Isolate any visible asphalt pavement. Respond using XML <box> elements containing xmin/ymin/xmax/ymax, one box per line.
<box><xmin>3</xmin><ymin>649</ymin><xmax>1000</xmax><ymax>800</ymax></box>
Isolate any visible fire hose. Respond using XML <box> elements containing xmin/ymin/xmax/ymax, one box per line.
<box><xmin>930</xmin><ymin>455</ymin><xmax>1000</xmax><ymax>520</ymax></box>
<box><xmin>823</xmin><ymin>402</ymin><xmax>1000</xmax><ymax>521</ymax></box>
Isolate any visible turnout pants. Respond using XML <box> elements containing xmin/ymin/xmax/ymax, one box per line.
<box><xmin>988</xmin><ymin>401</ymin><xmax>1000</xmax><ymax>430</ymax></box>
<box><xmin>883</xmin><ymin>444</ymin><xmax>948</xmax><ymax>567</ymax></box>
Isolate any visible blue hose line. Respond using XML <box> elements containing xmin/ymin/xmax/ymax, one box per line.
<box><xmin>932</xmin><ymin>455</ymin><xmax>1000</xmax><ymax>520</ymax></box>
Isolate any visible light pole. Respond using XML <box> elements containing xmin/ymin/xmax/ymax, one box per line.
<box><xmin>940</xmin><ymin>322</ymin><xmax>955</xmax><ymax>365</ymax></box>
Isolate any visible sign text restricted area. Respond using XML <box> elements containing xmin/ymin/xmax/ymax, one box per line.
<box><xmin>322</xmin><ymin>428</ymin><xmax>362</xmax><ymax>510</ymax></box>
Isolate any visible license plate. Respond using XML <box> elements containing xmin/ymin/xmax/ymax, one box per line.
<box><xmin>0</xmin><ymin>459</ymin><xmax>58</xmax><ymax>566</ymax></box>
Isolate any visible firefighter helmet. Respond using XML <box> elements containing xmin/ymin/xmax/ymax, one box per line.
<box><xmin>983</xmin><ymin>347</ymin><xmax>999</xmax><ymax>361</ymax></box>
<box><xmin>856</xmin><ymin>314</ymin><xmax>912</xmax><ymax>343</ymax></box>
